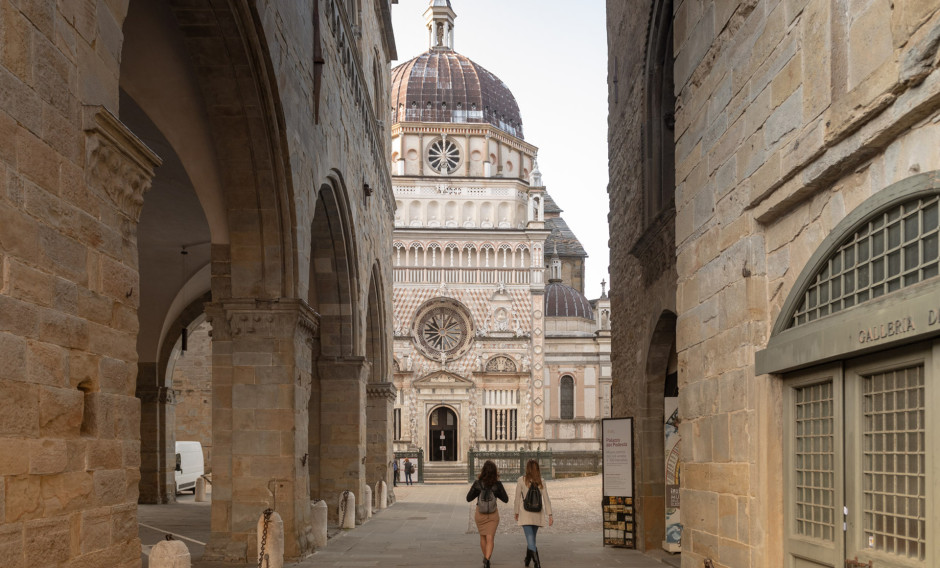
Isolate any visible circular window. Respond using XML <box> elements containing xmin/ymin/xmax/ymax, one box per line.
<box><xmin>412</xmin><ymin>298</ymin><xmax>474</xmax><ymax>360</ymax></box>
<box><xmin>428</xmin><ymin>138</ymin><xmax>460</xmax><ymax>174</ymax></box>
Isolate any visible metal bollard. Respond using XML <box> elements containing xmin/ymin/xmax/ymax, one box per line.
<box><xmin>363</xmin><ymin>484</ymin><xmax>373</xmax><ymax>519</ymax></box>
<box><xmin>339</xmin><ymin>491</ymin><xmax>356</xmax><ymax>529</ymax></box>
<box><xmin>311</xmin><ymin>500</ymin><xmax>328</xmax><ymax>549</ymax></box>
<box><xmin>150</xmin><ymin>538</ymin><xmax>190</xmax><ymax>568</ymax></box>
<box><xmin>375</xmin><ymin>480</ymin><xmax>387</xmax><ymax>510</ymax></box>
<box><xmin>256</xmin><ymin>509</ymin><xmax>284</xmax><ymax>568</ymax></box>
<box><xmin>195</xmin><ymin>477</ymin><xmax>207</xmax><ymax>502</ymax></box>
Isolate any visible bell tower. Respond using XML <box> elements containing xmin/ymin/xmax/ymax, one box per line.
<box><xmin>425</xmin><ymin>0</ymin><xmax>456</xmax><ymax>51</ymax></box>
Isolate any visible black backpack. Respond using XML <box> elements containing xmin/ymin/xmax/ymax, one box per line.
<box><xmin>523</xmin><ymin>483</ymin><xmax>542</xmax><ymax>512</ymax></box>
<box><xmin>477</xmin><ymin>483</ymin><xmax>498</xmax><ymax>514</ymax></box>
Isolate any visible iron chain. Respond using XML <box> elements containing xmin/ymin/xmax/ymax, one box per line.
<box><xmin>339</xmin><ymin>489</ymin><xmax>351</xmax><ymax>528</ymax></box>
<box><xmin>258</xmin><ymin>508</ymin><xmax>273</xmax><ymax>568</ymax></box>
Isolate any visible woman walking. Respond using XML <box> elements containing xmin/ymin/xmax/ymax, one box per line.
<box><xmin>466</xmin><ymin>460</ymin><xmax>509</xmax><ymax>568</ymax></box>
<box><xmin>513</xmin><ymin>459</ymin><xmax>553</xmax><ymax>568</ymax></box>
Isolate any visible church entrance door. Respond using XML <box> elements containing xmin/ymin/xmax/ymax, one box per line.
<box><xmin>429</xmin><ymin>407</ymin><xmax>458</xmax><ymax>461</ymax></box>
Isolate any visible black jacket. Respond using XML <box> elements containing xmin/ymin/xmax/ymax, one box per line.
<box><xmin>466</xmin><ymin>479</ymin><xmax>509</xmax><ymax>503</ymax></box>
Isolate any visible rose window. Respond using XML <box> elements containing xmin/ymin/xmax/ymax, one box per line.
<box><xmin>412</xmin><ymin>299</ymin><xmax>474</xmax><ymax>360</ymax></box>
<box><xmin>428</xmin><ymin>139</ymin><xmax>460</xmax><ymax>174</ymax></box>
<box><xmin>422</xmin><ymin>309</ymin><xmax>465</xmax><ymax>351</ymax></box>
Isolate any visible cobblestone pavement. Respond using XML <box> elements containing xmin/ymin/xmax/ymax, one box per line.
<box><xmin>141</xmin><ymin>475</ymin><xmax>669</xmax><ymax>567</ymax></box>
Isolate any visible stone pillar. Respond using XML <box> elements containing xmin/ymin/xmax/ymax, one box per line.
<box><xmin>202</xmin><ymin>300</ymin><xmax>319</xmax><ymax>562</ymax></box>
<box><xmin>310</xmin><ymin>500</ymin><xmax>328</xmax><ymax>548</ymax></box>
<box><xmin>375</xmin><ymin>481</ymin><xmax>387</xmax><ymax>510</ymax></box>
<box><xmin>195</xmin><ymin>476</ymin><xmax>207</xmax><ymax>502</ymax></box>
<box><xmin>366</xmin><ymin>382</ymin><xmax>395</xmax><ymax>497</ymax></box>
<box><xmin>150</xmin><ymin>539</ymin><xmax>191</xmax><ymax>567</ymax></box>
<box><xmin>363</xmin><ymin>484</ymin><xmax>372</xmax><ymax>519</ymax></box>
<box><xmin>256</xmin><ymin>510</ymin><xmax>284</xmax><ymax>568</ymax></box>
<box><xmin>316</xmin><ymin>358</ymin><xmax>369</xmax><ymax>522</ymax></box>
<box><xmin>138</xmin><ymin>373</ymin><xmax>178</xmax><ymax>504</ymax></box>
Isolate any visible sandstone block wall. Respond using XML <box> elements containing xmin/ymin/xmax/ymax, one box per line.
<box><xmin>171</xmin><ymin>321</ymin><xmax>212</xmax><ymax>469</ymax></box>
<box><xmin>1</xmin><ymin>0</ymin><xmax>397</xmax><ymax>564</ymax></box>
<box><xmin>611</xmin><ymin>1</ymin><xmax>940</xmax><ymax>566</ymax></box>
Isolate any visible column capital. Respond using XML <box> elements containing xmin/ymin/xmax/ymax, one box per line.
<box><xmin>366</xmin><ymin>381</ymin><xmax>396</xmax><ymax>400</ymax></box>
<box><xmin>205</xmin><ymin>298</ymin><xmax>320</xmax><ymax>342</ymax></box>
<box><xmin>83</xmin><ymin>105</ymin><xmax>162</xmax><ymax>221</ymax></box>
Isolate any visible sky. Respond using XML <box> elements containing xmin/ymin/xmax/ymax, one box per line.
<box><xmin>390</xmin><ymin>0</ymin><xmax>611</xmax><ymax>300</ymax></box>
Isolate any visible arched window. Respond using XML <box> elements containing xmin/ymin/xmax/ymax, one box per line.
<box><xmin>644</xmin><ymin>0</ymin><xmax>675</xmax><ymax>224</ymax></box>
<box><xmin>560</xmin><ymin>375</ymin><xmax>574</xmax><ymax>420</ymax></box>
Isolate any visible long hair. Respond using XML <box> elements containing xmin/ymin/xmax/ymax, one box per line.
<box><xmin>478</xmin><ymin>460</ymin><xmax>499</xmax><ymax>486</ymax></box>
<box><xmin>524</xmin><ymin>459</ymin><xmax>543</xmax><ymax>488</ymax></box>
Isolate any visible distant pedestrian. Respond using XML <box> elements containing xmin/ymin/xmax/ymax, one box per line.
<box><xmin>513</xmin><ymin>459</ymin><xmax>552</xmax><ymax>568</ymax></box>
<box><xmin>466</xmin><ymin>460</ymin><xmax>509</xmax><ymax>568</ymax></box>
<box><xmin>404</xmin><ymin>458</ymin><xmax>414</xmax><ymax>485</ymax></box>
<box><xmin>392</xmin><ymin>459</ymin><xmax>399</xmax><ymax>487</ymax></box>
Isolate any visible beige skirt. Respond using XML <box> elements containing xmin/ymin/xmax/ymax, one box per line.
<box><xmin>474</xmin><ymin>508</ymin><xmax>500</xmax><ymax>536</ymax></box>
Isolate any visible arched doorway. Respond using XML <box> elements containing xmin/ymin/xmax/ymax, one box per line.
<box><xmin>428</xmin><ymin>407</ymin><xmax>458</xmax><ymax>461</ymax></box>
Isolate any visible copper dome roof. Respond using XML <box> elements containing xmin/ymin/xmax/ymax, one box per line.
<box><xmin>544</xmin><ymin>282</ymin><xmax>594</xmax><ymax>320</ymax></box>
<box><xmin>391</xmin><ymin>50</ymin><xmax>524</xmax><ymax>139</ymax></box>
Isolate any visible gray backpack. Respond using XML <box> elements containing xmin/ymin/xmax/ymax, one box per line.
<box><xmin>476</xmin><ymin>483</ymin><xmax>497</xmax><ymax>514</ymax></box>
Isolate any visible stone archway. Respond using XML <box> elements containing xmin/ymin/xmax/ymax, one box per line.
<box><xmin>428</xmin><ymin>406</ymin><xmax>459</xmax><ymax>462</ymax></box>
<box><xmin>119</xmin><ymin>0</ymin><xmax>308</xmax><ymax>560</ymax></box>
<box><xmin>365</xmin><ymin>264</ymin><xmax>395</xmax><ymax>495</ymax></box>
<box><xmin>308</xmin><ymin>182</ymin><xmax>369</xmax><ymax>522</ymax></box>
<box><xmin>636</xmin><ymin>311</ymin><xmax>677</xmax><ymax>552</ymax></box>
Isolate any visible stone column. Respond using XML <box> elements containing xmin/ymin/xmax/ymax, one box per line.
<box><xmin>202</xmin><ymin>300</ymin><xmax>318</xmax><ymax>562</ymax></box>
<box><xmin>366</xmin><ymin>382</ymin><xmax>395</xmax><ymax>495</ymax></box>
<box><xmin>316</xmin><ymin>357</ymin><xmax>369</xmax><ymax>522</ymax></box>
<box><xmin>138</xmin><ymin>375</ymin><xmax>178</xmax><ymax>504</ymax></box>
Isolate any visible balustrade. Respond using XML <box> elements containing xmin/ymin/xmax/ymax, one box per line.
<box><xmin>393</xmin><ymin>266</ymin><xmax>532</xmax><ymax>284</ymax></box>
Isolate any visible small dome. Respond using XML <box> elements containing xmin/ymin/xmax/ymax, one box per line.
<box><xmin>544</xmin><ymin>282</ymin><xmax>594</xmax><ymax>320</ymax></box>
<box><xmin>390</xmin><ymin>51</ymin><xmax>524</xmax><ymax>139</ymax></box>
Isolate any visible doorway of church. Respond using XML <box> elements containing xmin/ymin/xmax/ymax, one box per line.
<box><xmin>428</xmin><ymin>407</ymin><xmax>458</xmax><ymax>461</ymax></box>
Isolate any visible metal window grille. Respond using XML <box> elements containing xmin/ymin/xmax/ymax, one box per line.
<box><xmin>862</xmin><ymin>365</ymin><xmax>926</xmax><ymax>561</ymax></box>
<box><xmin>484</xmin><ymin>389</ymin><xmax>518</xmax><ymax>441</ymax></box>
<box><xmin>560</xmin><ymin>376</ymin><xmax>574</xmax><ymax>420</ymax></box>
<box><xmin>790</xmin><ymin>196</ymin><xmax>940</xmax><ymax>328</ymax></box>
<box><xmin>484</xmin><ymin>409</ymin><xmax>517</xmax><ymax>440</ymax></box>
<box><xmin>794</xmin><ymin>381</ymin><xmax>835</xmax><ymax>541</ymax></box>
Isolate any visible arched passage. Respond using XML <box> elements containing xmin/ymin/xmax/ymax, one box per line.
<box><xmin>120</xmin><ymin>0</ymin><xmax>308</xmax><ymax>560</ymax></box>
<box><xmin>365</xmin><ymin>263</ymin><xmax>395</xmax><ymax>492</ymax></box>
<box><xmin>636</xmin><ymin>311</ymin><xmax>678</xmax><ymax>552</ymax></box>
<box><xmin>308</xmin><ymin>181</ymin><xmax>371</xmax><ymax>521</ymax></box>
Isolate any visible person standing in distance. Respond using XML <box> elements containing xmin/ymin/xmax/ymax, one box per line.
<box><xmin>466</xmin><ymin>460</ymin><xmax>509</xmax><ymax>568</ymax></box>
<box><xmin>514</xmin><ymin>459</ymin><xmax>553</xmax><ymax>568</ymax></box>
<box><xmin>404</xmin><ymin>458</ymin><xmax>414</xmax><ymax>485</ymax></box>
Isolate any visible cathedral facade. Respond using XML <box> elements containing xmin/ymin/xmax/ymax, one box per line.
<box><xmin>389</xmin><ymin>1</ymin><xmax>611</xmax><ymax>466</ymax></box>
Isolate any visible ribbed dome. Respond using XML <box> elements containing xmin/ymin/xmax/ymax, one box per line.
<box><xmin>544</xmin><ymin>282</ymin><xmax>594</xmax><ymax>320</ymax></box>
<box><xmin>391</xmin><ymin>51</ymin><xmax>524</xmax><ymax>139</ymax></box>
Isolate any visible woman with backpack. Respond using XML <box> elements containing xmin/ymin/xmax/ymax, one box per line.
<box><xmin>513</xmin><ymin>459</ymin><xmax>553</xmax><ymax>568</ymax></box>
<box><xmin>466</xmin><ymin>460</ymin><xmax>509</xmax><ymax>568</ymax></box>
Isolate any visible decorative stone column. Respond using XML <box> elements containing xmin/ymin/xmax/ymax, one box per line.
<box><xmin>138</xmin><ymin>377</ymin><xmax>178</xmax><ymax>504</ymax></box>
<box><xmin>366</xmin><ymin>382</ymin><xmax>396</xmax><ymax>495</ymax></box>
<box><xmin>530</xmin><ymin>293</ymin><xmax>547</xmax><ymax>440</ymax></box>
<box><xmin>202</xmin><ymin>299</ymin><xmax>319</xmax><ymax>562</ymax></box>
<box><xmin>315</xmin><ymin>357</ymin><xmax>370</xmax><ymax>522</ymax></box>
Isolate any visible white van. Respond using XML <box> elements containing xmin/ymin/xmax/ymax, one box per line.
<box><xmin>174</xmin><ymin>441</ymin><xmax>205</xmax><ymax>494</ymax></box>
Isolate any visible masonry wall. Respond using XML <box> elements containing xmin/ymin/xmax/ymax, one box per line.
<box><xmin>171</xmin><ymin>322</ymin><xmax>212</xmax><ymax>469</ymax></box>
<box><xmin>0</xmin><ymin>0</ymin><xmax>396</xmax><ymax>564</ymax></box>
<box><xmin>607</xmin><ymin>0</ymin><xmax>683</xmax><ymax>552</ymax></box>
<box><xmin>609</xmin><ymin>1</ymin><xmax>940</xmax><ymax>566</ymax></box>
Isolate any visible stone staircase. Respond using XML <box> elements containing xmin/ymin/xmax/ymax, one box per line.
<box><xmin>422</xmin><ymin>462</ymin><xmax>469</xmax><ymax>484</ymax></box>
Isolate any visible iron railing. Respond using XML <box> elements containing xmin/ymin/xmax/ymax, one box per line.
<box><xmin>467</xmin><ymin>449</ymin><xmax>553</xmax><ymax>483</ymax></box>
